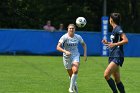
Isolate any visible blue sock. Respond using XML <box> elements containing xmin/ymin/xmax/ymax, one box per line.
<box><xmin>117</xmin><ymin>82</ymin><xmax>125</xmax><ymax>93</ymax></box>
<box><xmin>107</xmin><ymin>78</ymin><xmax>118</xmax><ymax>93</ymax></box>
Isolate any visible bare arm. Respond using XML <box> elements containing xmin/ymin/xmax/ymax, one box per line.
<box><xmin>56</xmin><ymin>42</ymin><xmax>71</xmax><ymax>55</ymax></box>
<box><xmin>81</xmin><ymin>42</ymin><xmax>87</xmax><ymax>62</ymax></box>
<box><xmin>114</xmin><ymin>33</ymin><xmax>128</xmax><ymax>46</ymax></box>
<box><xmin>108</xmin><ymin>33</ymin><xmax>128</xmax><ymax>48</ymax></box>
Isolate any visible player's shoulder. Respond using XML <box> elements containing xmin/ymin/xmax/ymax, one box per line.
<box><xmin>61</xmin><ymin>33</ymin><xmax>68</xmax><ymax>38</ymax></box>
<box><xmin>116</xmin><ymin>26</ymin><xmax>122</xmax><ymax>30</ymax></box>
<box><xmin>59</xmin><ymin>33</ymin><xmax>68</xmax><ymax>43</ymax></box>
<box><xmin>74</xmin><ymin>34</ymin><xmax>82</xmax><ymax>38</ymax></box>
<box><xmin>115</xmin><ymin>26</ymin><xmax>123</xmax><ymax>33</ymax></box>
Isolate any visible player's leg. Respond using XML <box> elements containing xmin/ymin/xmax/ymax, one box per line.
<box><xmin>66</xmin><ymin>62</ymin><xmax>79</xmax><ymax>78</ymax></box>
<box><xmin>67</xmin><ymin>69</ymin><xmax>75</xmax><ymax>93</ymax></box>
<box><xmin>72</xmin><ymin>62</ymin><xmax>79</xmax><ymax>93</ymax></box>
<box><xmin>67</xmin><ymin>69</ymin><xmax>73</xmax><ymax>78</ymax></box>
<box><xmin>104</xmin><ymin>62</ymin><xmax>118</xmax><ymax>93</ymax></box>
<box><xmin>63</xmin><ymin>56</ymin><xmax>74</xmax><ymax>92</ymax></box>
<box><xmin>113</xmin><ymin>68</ymin><xmax>125</xmax><ymax>93</ymax></box>
<box><xmin>67</xmin><ymin>68</ymin><xmax>78</xmax><ymax>93</ymax></box>
<box><xmin>69</xmin><ymin>62</ymin><xmax>79</xmax><ymax>93</ymax></box>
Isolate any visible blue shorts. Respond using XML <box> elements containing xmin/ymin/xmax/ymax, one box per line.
<box><xmin>108</xmin><ymin>57</ymin><xmax>124</xmax><ymax>67</ymax></box>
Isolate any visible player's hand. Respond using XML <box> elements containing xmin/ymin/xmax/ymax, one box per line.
<box><xmin>84</xmin><ymin>56</ymin><xmax>87</xmax><ymax>62</ymax></box>
<box><xmin>102</xmin><ymin>39</ymin><xmax>108</xmax><ymax>44</ymax></box>
<box><xmin>64</xmin><ymin>50</ymin><xmax>71</xmax><ymax>56</ymax></box>
<box><xmin>108</xmin><ymin>43</ymin><xmax>116</xmax><ymax>48</ymax></box>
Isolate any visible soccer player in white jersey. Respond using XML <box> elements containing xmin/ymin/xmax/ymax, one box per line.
<box><xmin>57</xmin><ymin>24</ymin><xmax>87</xmax><ymax>93</ymax></box>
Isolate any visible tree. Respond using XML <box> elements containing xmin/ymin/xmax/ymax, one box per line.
<box><xmin>0</xmin><ymin>0</ymin><xmax>139</xmax><ymax>33</ymax></box>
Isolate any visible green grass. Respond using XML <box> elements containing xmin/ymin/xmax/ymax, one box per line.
<box><xmin>0</xmin><ymin>56</ymin><xmax>140</xmax><ymax>93</ymax></box>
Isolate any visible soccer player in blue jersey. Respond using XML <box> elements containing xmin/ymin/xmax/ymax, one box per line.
<box><xmin>102</xmin><ymin>13</ymin><xmax>128</xmax><ymax>93</ymax></box>
<box><xmin>57</xmin><ymin>24</ymin><xmax>87</xmax><ymax>93</ymax></box>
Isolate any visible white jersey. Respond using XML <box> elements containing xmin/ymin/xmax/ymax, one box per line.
<box><xmin>59</xmin><ymin>33</ymin><xmax>84</xmax><ymax>56</ymax></box>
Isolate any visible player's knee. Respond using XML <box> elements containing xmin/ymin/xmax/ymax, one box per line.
<box><xmin>114</xmin><ymin>78</ymin><xmax>121</xmax><ymax>83</ymax></box>
<box><xmin>104</xmin><ymin>72</ymin><xmax>110</xmax><ymax>80</ymax></box>
<box><xmin>72</xmin><ymin>65</ymin><xmax>79</xmax><ymax>74</ymax></box>
<box><xmin>73</xmin><ymin>70</ymin><xmax>78</xmax><ymax>74</ymax></box>
<box><xmin>114</xmin><ymin>74</ymin><xmax>120</xmax><ymax>83</ymax></box>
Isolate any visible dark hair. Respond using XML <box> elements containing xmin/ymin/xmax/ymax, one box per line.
<box><xmin>110</xmin><ymin>13</ymin><xmax>121</xmax><ymax>25</ymax></box>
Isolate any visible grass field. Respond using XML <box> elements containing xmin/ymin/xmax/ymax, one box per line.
<box><xmin>0</xmin><ymin>56</ymin><xmax>140</xmax><ymax>93</ymax></box>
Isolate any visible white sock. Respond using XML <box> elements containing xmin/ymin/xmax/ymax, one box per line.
<box><xmin>69</xmin><ymin>74</ymin><xmax>77</xmax><ymax>89</ymax></box>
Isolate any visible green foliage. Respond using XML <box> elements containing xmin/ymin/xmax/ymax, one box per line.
<box><xmin>0</xmin><ymin>0</ymin><xmax>139</xmax><ymax>32</ymax></box>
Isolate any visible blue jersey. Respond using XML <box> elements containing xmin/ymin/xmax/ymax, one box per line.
<box><xmin>109</xmin><ymin>26</ymin><xmax>124</xmax><ymax>57</ymax></box>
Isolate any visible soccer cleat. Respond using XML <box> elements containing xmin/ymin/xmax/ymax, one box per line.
<box><xmin>69</xmin><ymin>88</ymin><xmax>74</xmax><ymax>93</ymax></box>
<box><xmin>73</xmin><ymin>82</ymin><xmax>78</xmax><ymax>93</ymax></box>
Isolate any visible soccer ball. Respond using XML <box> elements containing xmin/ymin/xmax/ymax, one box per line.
<box><xmin>76</xmin><ymin>17</ymin><xmax>87</xmax><ymax>28</ymax></box>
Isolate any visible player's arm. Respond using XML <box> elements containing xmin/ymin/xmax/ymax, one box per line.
<box><xmin>102</xmin><ymin>39</ymin><xmax>111</xmax><ymax>45</ymax></box>
<box><xmin>114</xmin><ymin>33</ymin><xmax>128</xmax><ymax>46</ymax></box>
<box><xmin>81</xmin><ymin>42</ymin><xmax>87</xmax><ymax>62</ymax></box>
<box><xmin>108</xmin><ymin>33</ymin><xmax>128</xmax><ymax>48</ymax></box>
<box><xmin>56</xmin><ymin>42</ymin><xmax>71</xmax><ymax>55</ymax></box>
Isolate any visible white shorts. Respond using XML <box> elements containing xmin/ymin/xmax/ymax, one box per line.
<box><xmin>63</xmin><ymin>54</ymin><xmax>80</xmax><ymax>69</ymax></box>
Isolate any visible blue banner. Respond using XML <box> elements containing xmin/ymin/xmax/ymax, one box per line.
<box><xmin>0</xmin><ymin>29</ymin><xmax>101</xmax><ymax>56</ymax></box>
<box><xmin>0</xmin><ymin>29</ymin><xmax>140</xmax><ymax>57</ymax></box>
<box><xmin>101</xmin><ymin>16</ymin><xmax>109</xmax><ymax>56</ymax></box>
